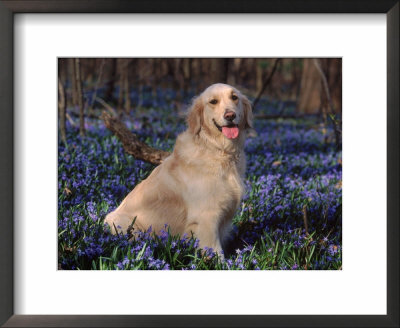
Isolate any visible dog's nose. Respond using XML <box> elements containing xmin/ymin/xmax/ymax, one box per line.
<box><xmin>224</xmin><ymin>111</ymin><xmax>236</xmax><ymax>122</ymax></box>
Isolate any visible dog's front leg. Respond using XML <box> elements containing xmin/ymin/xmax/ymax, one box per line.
<box><xmin>186</xmin><ymin>219</ymin><xmax>224</xmax><ymax>259</ymax></box>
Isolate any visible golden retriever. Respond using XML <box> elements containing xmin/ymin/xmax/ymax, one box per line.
<box><xmin>104</xmin><ymin>83</ymin><xmax>253</xmax><ymax>255</ymax></box>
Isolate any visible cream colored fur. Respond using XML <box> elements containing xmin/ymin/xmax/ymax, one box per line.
<box><xmin>104</xmin><ymin>83</ymin><xmax>253</xmax><ymax>255</ymax></box>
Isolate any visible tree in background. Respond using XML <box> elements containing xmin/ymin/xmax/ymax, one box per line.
<box><xmin>58</xmin><ymin>58</ymin><xmax>342</xmax><ymax>147</ymax></box>
<box><xmin>58</xmin><ymin>77</ymin><xmax>67</xmax><ymax>145</ymax></box>
<box><xmin>297</xmin><ymin>58</ymin><xmax>341</xmax><ymax>114</ymax></box>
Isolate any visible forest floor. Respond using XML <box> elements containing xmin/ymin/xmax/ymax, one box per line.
<box><xmin>58</xmin><ymin>97</ymin><xmax>342</xmax><ymax>270</ymax></box>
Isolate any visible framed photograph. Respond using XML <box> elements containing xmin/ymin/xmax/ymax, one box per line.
<box><xmin>0</xmin><ymin>1</ymin><xmax>398</xmax><ymax>327</ymax></box>
<box><xmin>57</xmin><ymin>57</ymin><xmax>343</xmax><ymax>273</ymax></box>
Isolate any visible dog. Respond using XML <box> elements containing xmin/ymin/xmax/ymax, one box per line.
<box><xmin>104</xmin><ymin>83</ymin><xmax>253</xmax><ymax>255</ymax></box>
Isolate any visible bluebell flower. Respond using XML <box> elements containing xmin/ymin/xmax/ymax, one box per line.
<box><xmin>58</xmin><ymin>100</ymin><xmax>341</xmax><ymax>271</ymax></box>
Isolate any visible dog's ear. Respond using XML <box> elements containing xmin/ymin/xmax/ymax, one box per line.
<box><xmin>241</xmin><ymin>95</ymin><xmax>255</xmax><ymax>133</ymax></box>
<box><xmin>187</xmin><ymin>96</ymin><xmax>204</xmax><ymax>135</ymax></box>
<box><xmin>242</xmin><ymin>95</ymin><xmax>257</xmax><ymax>137</ymax></box>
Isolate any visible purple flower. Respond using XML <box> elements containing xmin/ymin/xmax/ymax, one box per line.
<box><xmin>58</xmin><ymin>99</ymin><xmax>341</xmax><ymax>271</ymax></box>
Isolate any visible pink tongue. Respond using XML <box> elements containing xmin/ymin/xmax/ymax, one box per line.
<box><xmin>222</xmin><ymin>126</ymin><xmax>239</xmax><ymax>139</ymax></box>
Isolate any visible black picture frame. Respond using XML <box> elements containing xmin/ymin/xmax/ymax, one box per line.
<box><xmin>0</xmin><ymin>1</ymin><xmax>398</xmax><ymax>327</ymax></box>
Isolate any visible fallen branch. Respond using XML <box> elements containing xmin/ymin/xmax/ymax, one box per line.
<box><xmin>100</xmin><ymin>111</ymin><xmax>170</xmax><ymax>166</ymax></box>
<box><xmin>66</xmin><ymin>113</ymin><xmax>76</xmax><ymax>126</ymax></box>
<box><xmin>95</xmin><ymin>97</ymin><xmax>117</xmax><ymax>116</ymax></box>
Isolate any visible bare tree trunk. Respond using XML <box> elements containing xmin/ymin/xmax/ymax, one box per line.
<box><xmin>117</xmin><ymin>59</ymin><xmax>125</xmax><ymax>114</ymax></box>
<box><xmin>297</xmin><ymin>59</ymin><xmax>322</xmax><ymax>114</ymax></box>
<box><xmin>313</xmin><ymin>58</ymin><xmax>341</xmax><ymax>151</ymax></box>
<box><xmin>294</xmin><ymin>59</ymin><xmax>302</xmax><ymax>101</ymax></box>
<box><xmin>74</xmin><ymin>58</ymin><xmax>85</xmax><ymax>137</ymax></box>
<box><xmin>105</xmin><ymin>58</ymin><xmax>117</xmax><ymax>103</ymax></box>
<box><xmin>58</xmin><ymin>58</ymin><xmax>68</xmax><ymax>104</ymax></box>
<box><xmin>326</xmin><ymin>58</ymin><xmax>342</xmax><ymax>113</ymax></box>
<box><xmin>210</xmin><ymin>59</ymin><xmax>229</xmax><ymax>84</ymax></box>
<box><xmin>202</xmin><ymin>59</ymin><xmax>212</xmax><ymax>88</ymax></box>
<box><xmin>58</xmin><ymin>77</ymin><xmax>67</xmax><ymax>145</ymax></box>
<box><xmin>223</xmin><ymin>58</ymin><xmax>230</xmax><ymax>84</ymax></box>
<box><xmin>69</xmin><ymin>58</ymin><xmax>78</xmax><ymax>110</ymax></box>
<box><xmin>173</xmin><ymin>59</ymin><xmax>184</xmax><ymax>108</ymax></box>
<box><xmin>151</xmin><ymin>59</ymin><xmax>162</xmax><ymax>98</ymax></box>
<box><xmin>124</xmin><ymin>61</ymin><xmax>131</xmax><ymax>114</ymax></box>
<box><xmin>175</xmin><ymin>59</ymin><xmax>184</xmax><ymax>89</ymax></box>
<box><xmin>252</xmin><ymin>59</ymin><xmax>281</xmax><ymax>110</ymax></box>
<box><xmin>227</xmin><ymin>58</ymin><xmax>241</xmax><ymax>85</ymax></box>
<box><xmin>255</xmin><ymin>59</ymin><xmax>263</xmax><ymax>92</ymax></box>
<box><xmin>88</xmin><ymin>58</ymin><xmax>105</xmax><ymax>114</ymax></box>
<box><xmin>182</xmin><ymin>58</ymin><xmax>192</xmax><ymax>98</ymax></box>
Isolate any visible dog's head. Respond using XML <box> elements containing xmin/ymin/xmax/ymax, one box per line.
<box><xmin>187</xmin><ymin>83</ymin><xmax>253</xmax><ymax>141</ymax></box>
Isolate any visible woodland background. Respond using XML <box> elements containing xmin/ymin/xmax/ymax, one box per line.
<box><xmin>58</xmin><ymin>58</ymin><xmax>342</xmax><ymax>270</ymax></box>
<box><xmin>58</xmin><ymin>58</ymin><xmax>342</xmax><ymax>139</ymax></box>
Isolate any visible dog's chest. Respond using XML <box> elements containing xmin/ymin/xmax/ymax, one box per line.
<box><xmin>183</xmin><ymin>162</ymin><xmax>244</xmax><ymax>210</ymax></box>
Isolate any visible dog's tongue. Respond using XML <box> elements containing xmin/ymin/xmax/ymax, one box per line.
<box><xmin>222</xmin><ymin>126</ymin><xmax>239</xmax><ymax>139</ymax></box>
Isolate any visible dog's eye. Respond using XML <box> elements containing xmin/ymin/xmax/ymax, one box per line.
<box><xmin>232</xmin><ymin>95</ymin><xmax>238</xmax><ymax>101</ymax></box>
<box><xmin>209</xmin><ymin>99</ymin><xmax>218</xmax><ymax>105</ymax></box>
